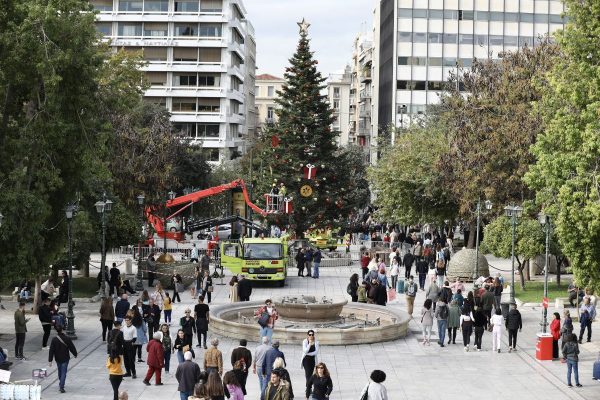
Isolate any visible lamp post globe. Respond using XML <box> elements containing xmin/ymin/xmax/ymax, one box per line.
<box><xmin>96</xmin><ymin>193</ymin><xmax>112</xmax><ymax>299</ymax></box>
<box><xmin>135</xmin><ymin>194</ymin><xmax>146</xmax><ymax>292</ymax></box>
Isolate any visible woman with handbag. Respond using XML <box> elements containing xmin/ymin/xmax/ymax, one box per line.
<box><xmin>173</xmin><ymin>329</ymin><xmax>194</xmax><ymax>364</ymax></box>
<box><xmin>180</xmin><ymin>308</ymin><xmax>196</xmax><ymax>349</ymax></box>
<box><xmin>420</xmin><ymin>299</ymin><xmax>434</xmax><ymax>345</ymax></box>
<box><xmin>171</xmin><ymin>272</ymin><xmax>182</xmax><ymax>303</ymax></box>
<box><xmin>203</xmin><ymin>270</ymin><xmax>214</xmax><ymax>304</ymax></box>
<box><xmin>359</xmin><ymin>370</ymin><xmax>388</xmax><ymax>400</ymax></box>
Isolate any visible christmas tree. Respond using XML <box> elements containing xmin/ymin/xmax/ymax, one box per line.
<box><xmin>252</xmin><ymin>19</ymin><xmax>369</xmax><ymax>237</ymax></box>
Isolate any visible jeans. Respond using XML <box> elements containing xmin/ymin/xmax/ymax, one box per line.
<box><xmin>579</xmin><ymin>322</ymin><xmax>592</xmax><ymax>342</ymax></box>
<box><xmin>123</xmin><ymin>341</ymin><xmax>136</xmax><ymax>375</ymax></box>
<box><xmin>101</xmin><ymin>319</ymin><xmax>113</xmax><ymax>341</ymax></box>
<box><xmin>57</xmin><ymin>361</ymin><xmax>69</xmax><ymax>389</ymax></box>
<box><xmin>259</xmin><ymin>327</ymin><xmax>273</xmax><ymax>343</ymax></box>
<box><xmin>474</xmin><ymin>326</ymin><xmax>484</xmax><ymax>349</ymax></box>
<box><xmin>508</xmin><ymin>329</ymin><xmax>518</xmax><ymax>348</ymax></box>
<box><xmin>258</xmin><ymin>372</ymin><xmax>267</xmax><ymax>394</ymax></box>
<box><xmin>180</xmin><ymin>392</ymin><xmax>192</xmax><ymax>400</ymax></box>
<box><xmin>15</xmin><ymin>333</ymin><xmax>25</xmax><ymax>358</ymax></box>
<box><xmin>312</xmin><ymin>262</ymin><xmax>320</xmax><ymax>278</ymax></box>
<box><xmin>164</xmin><ymin>352</ymin><xmax>171</xmax><ymax>372</ymax></box>
<box><xmin>172</xmin><ymin>290</ymin><xmax>181</xmax><ymax>303</ymax></box>
<box><xmin>437</xmin><ymin>319</ymin><xmax>447</xmax><ymax>345</ymax></box>
<box><xmin>164</xmin><ymin>310</ymin><xmax>172</xmax><ymax>324</ymax></box>
<box><xmin>462</xmin><ymin>325</ymin><xmax>472</xmax><ymax>346</ymax></box>
<box><xmin>391</xmin><ymin>275</ymin><xmax>397</xmax><ymax>289</ymax></box>
<box><xmin>177</xmin><ymin>350</ymin><xmax>184</xmax><ymax>364</ymax></box>
<box><xmin>447</xmin><ymin>327</ymin><xmax>457</xmax><ymax>343</ymax></box>
<box><xmin>418</xmin><ymin>273</ymin><xmax>426</xmax><ymax>290</ymax></box>
<box><xmin>494</xmin><ymin>295</ymin><xmax>502</xmax><ymax>311</ymax></box>
<box><xmin>566</xmin><ymin>359</ymin><xmax>579</xmax><ymax>385</ymax></box>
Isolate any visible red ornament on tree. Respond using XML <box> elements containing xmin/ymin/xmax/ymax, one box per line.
<box><xmin>284</xmin><ymin>197</ymin><xmax>293</xmax><ymax>214</ymax></box>
<box><xmin>303</xmin><ymin>164</ymin><xmax>317</xmax><ymax>180</ymax></box>
<box><xmin>271</xmin><ymin>135</ymin><xmax>281</xmax><ymax>147</ymax></box>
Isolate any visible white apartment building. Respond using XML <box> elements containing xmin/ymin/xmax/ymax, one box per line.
<box><xmin>91</xmin><ymin>0</ymin><xmax>256</xmax><ymax>162</ymax></box>
<box><xmin>327</xmin><ymin>67</ymin><xmax>352</xmax><ymax>148</ymax></box>
<box><xmin>255</xmin><ymin>74</ymin><xmax>285</xmax><ymax>134</ymax></box>
<box><xmin>374</xmin><ymin>0</ymin><xmax>566</xmax><ymax>133</ymax></box>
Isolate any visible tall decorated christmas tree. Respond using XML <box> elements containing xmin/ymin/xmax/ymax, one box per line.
<box><xmin>252</xmin><ymin>19</ymin><xmax>369</xmax><ymax>237</ymax></box>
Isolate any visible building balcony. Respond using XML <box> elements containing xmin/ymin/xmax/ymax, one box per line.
<box><xmin>360</xmin><ymin>70</ymin><xmax>372</xmax><ymax>82</ymax></box>
<box><xmin>359</xmin><ymin>108</ymin><xmax>371</xmax><ymax>119</ymax></box>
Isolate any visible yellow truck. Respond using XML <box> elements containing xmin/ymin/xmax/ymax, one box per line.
<box><xmin>220</xmin><ymin>236</ymin><xmax>288</xmax><ymax>286</ymax></box>
<box><xmin>307</xmin><ymin>230</ymin><xmax>339</xmax><ymax>251</ymax></box>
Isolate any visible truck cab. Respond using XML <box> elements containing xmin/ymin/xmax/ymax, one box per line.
<box><xmin>220</xmin><ymin>237</ymin><xmax>288</xmax><ymax>286</ymax></box>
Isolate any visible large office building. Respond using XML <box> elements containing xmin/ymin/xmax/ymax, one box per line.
<box><xmin>375</xmin><ymin>0</ymin><xmax>566</xmax><ymax>131</ymax></box>
<box><xmin>327</xmin><ymin>67</ymin><xmax>352</xmax><ymax>148</ymax></box>
<box><xmin>91</xmin><ymin>0</ymin><xmax>256</xmax><ymax>162</ymax></box>
<box><xmin>255</xmin><ymin>74</ymin><xmax>285</xmax><ymax>134</ymax></box>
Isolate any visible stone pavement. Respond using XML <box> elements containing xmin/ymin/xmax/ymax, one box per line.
<box><xmin>0</xmin><ymin>262</ymin><xmax>598</xmax><ymax>400</ymax></box>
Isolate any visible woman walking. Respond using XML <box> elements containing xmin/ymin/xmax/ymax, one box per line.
<box><xmin>173</xmin><ymin>329</ymin><xmax>193</xmax><ymax>364</ymax></box>
<box><xmin>229</xmin><ymin>276</ymin><xmax>239</xmax><ymax>303</ymax></box>
<box><xmin>160</xmin><ymin>324</ymin><xmax>172</xmax><ymax>374</ymax></box>
<box><xmin>459</xmin><ymin>308</ymin><xmax>474</xmax><ymax>351</ymax></box>
<box><xmin>272</xmin><ymin>357</ymin><xmax>294</xmax><ymax>398</ymax></box>
<box><xmin>447</xmin><ymin>300</ymin><xmax>460</xmax><ymax>345</ymax></box>
<box><xmin>99</xmin><ymin>297</ymin><xmax>115</xmax><ymax>342</ymax></box>
<box><xmin>171</xmin><ymin>272</ymin><xmax>182</xmax><ymax>303</ymax></box>
<box><xmin>389</xmin><ymin>258</ymin><xmax>399</xmax><ymax>290</ymax></box>
<box><xmin>302</xmin><ymin>330</ymin><xmax>319</xmax><ymax>384</ymax></box>
<box><xmin>163</xmin><ymin>293</ymin><xmax>172</xmax><ymax>325</ymax></box>
<box><xmin>131</xmin><ymin>308</ymin><xmax>148</xmax><ymax>363</ymax></box>
<box><xmin>490</xmin><ymin>308</ymin><xmax>504</xmax><ymax>353</ymax></box>
<box><xmin>223</xmin><ymin>370</ymin><xmax>244</xmax><ymax>400</ymax></box>
<box><xmin>204</xmin><ymin>338</ymin><xmax>224</xmax><ymax>377</ymax></box>
<box><xmin>143</xmin><ymin>332</ymin><xmax>164</xmax><ymax>386</ymax></box>
<box><xmin>561</xmin><ymin>310</ymin><xmax>573</xmax><ymax>349</ymax></box>
<box><xmin>357</xmin><ymin>281</ymin><xmax>368</xmax><ymax>303</ymax></box>
<box><xmin>106</xmin><ymin>346</ymin><xmax>124</xmax><ymax>400</ymax></box>
<box><xmin>305</xmin><ymin>362</ymin><xmax>333</xmax><ymax>400</ymax></box>
<box><xmin>180</xmin><ymin>308</ymin><xmax>196</xmax><ymax>347</ymax></box>
<box><xmin>562</xmin><ymin>334</ymin><xmax>582</xmax><ymax>387</ymax></box>
<box><xmin>420</xmin><ymin>299</ymin><xmax>434</xmax><ymax>345</ymax></box>
<box><xmin>473</xmin><ymin>306</ymin><xmax>486</xmax><ymax>351</ymax></box>
<box><xmin>550</xmin><ymin>312</ymin><xmax>561</xmax><ymax>359</ymax></box>
<box><xmin>347</xmin><ymin>274</ymin><xmax>359</xmax><ymax>302</ymax></box>
<box><xmin>206</xmin><ymin>371</ymin><xmax>226</xmax><ymax>400</ymax></box>
<box><xmin>202</xmin><ymin>270</ymin><xmax>213</xmax><ymax>304</ymax></box>
<box><xmin>492</xmin><ymin>277</ymin><xmax>503</xmax><ymax>311</ymax></box>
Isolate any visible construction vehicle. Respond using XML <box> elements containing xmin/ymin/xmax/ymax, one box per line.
<box><xmin>145</xmin><ymin>179</ymin><xmax>282</xmax><ymax>244</ymax></box>
<box><xmin>220</xmin><ymin>236</ymin><xmax>289</xmax><ymax>286</ymax></box>
<box><xmin>307</xmin><ymin>229</ymin><xmax>339</xmax><ymax>251</ymax></box>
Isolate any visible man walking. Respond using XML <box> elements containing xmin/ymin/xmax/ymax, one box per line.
<box><xmin>579</xmin><ymin>297</ymin><xmax>596</xmax><ymax>343</ymax></box>
<box><xmin>263</xmin><ymin>340</ymin><xmax>285</xmax><ymax>381</ymax></box>
<box><xmin>231</xmin><ymin>339</ymin><xmax>252</xmax><ymax>393</ymax></box>
<box><xmin>415</xmin><ymin>259</ymin><xmax>428</xmax><ymax>291</ymax></box>
<box><xmin>404</xmin><ymin>276</ymin><xmax>418</xmax><ymax>316</ymax></box>
<box><xmin>435</xmin><ymin>299</ymin><xmax>449</xmax><ymax>347</ymax></box>
<box><xmin>190</xmin><ymin>243</ymin><xmax>199</xmax><ymax>263</ymax></box>
<box><xmin>175</xmin><ymin>351</ymin><xmax>201</xmax><ymax>400</ymax></box>
<box><xmin>253</xmin><ymin>336</ymin><xmax>271</xmax><ymax>394</ymax></box>
<box><xmin>262</xmin><ymin>370</ymin><xmax>290</xmax><ymax>400</ymax></box>
<box><xmin>39</xmin><ymin>297</ymin><xmax>53</xmax><ymax>349</ymax></box>
<box><xmin>121</xmin><ymin>316</ymin><xmax>137</xmax><ymax>378</ymax></box>
<box><xmin>481</xmin><ymin>285</ymin><xmax>495</xmax><ymax>328</ymax></box>
<box><xmin>114</xmin><ymin>294</ymin><xmax>130</xmax><ymax>323</ymax></box>
<box><xmin>109</xmin><ymin>263</ymin><xmax>121</xmax><ymax>297</ymax></box>
<box><xmin>14</xmin><ymin>301</ymin><xmax>29</xmax><ymax>360</ymax></box>
<box><xmin>505</xmin><ymin>304</ymin><xmax>522</xmax><ymax>352</ymax></box>
<box><xmin>48</xmin><ymin>326</ymin><xmax>78</xmax><ymax>393</ymax></box>
<box><xmin>200</xmin><ymin>252</ymin><xmax>211</xmax><ymax>274</ymax></box>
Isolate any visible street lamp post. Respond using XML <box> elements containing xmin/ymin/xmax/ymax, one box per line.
<box><xmin>65</xmin><ymin>204</ymin><xmax>77</xmax><ymax>339</ymax></box>
<box><xmin>504</xmin><ymin>205</ymin><xmax>524</xmax><ymax>305</ymax></box>
<box><xmin>538</xmin><ymin>212</ymin><xmax>551</xmax><ymax>333</ymax></box>
<box><xmin>474</xmin><ymin>199</ymin><xmax>493</xmax><ymax>281</ymax></box>
<box><xmin>95</xmin><ymin>193</ymin><xmax>113</xmax><ymax>299</ymax></box>
<box><xmin>135</xmin><ymin>194</ymin><xmax>145</xmax><ymax>293</ymax></box>
<box><xmin>163</xmin><ymin>190</ymin><xmax>176</xmax><ymax>256</ymax></box>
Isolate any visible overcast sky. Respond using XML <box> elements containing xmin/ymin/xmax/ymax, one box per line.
<box><xmin>244</xmin><ymin>0</ymin><xmax>374</xmax><ymax>78</ymax></box>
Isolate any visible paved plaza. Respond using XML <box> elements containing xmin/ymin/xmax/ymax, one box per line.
<box><xmin>0</xmin><ymin>257</ymin><xmax>598</xmax><ymax>400</ymax></box>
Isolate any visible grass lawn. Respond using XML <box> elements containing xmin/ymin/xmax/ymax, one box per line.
<box><xmin>2</xmin><ymin>277</ymin><xmax>99</xmax><ymax>298</ymax></box>
<box><xmin>514</xmin><ymin>281</ymin><xmax>568</xmax><ymax>303</ymax></box>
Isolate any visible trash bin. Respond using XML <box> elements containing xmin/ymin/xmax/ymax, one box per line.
<box><xmin>535</xmin><ymin>333</ymin><xmax>553</xmax><ymax>361</ymax></box>
<box><xmin>125</xmin><ymin>258</ymin><xmax>133</xmax><ymax>274</ymax></box>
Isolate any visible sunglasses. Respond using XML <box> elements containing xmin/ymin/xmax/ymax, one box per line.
<box><xmin>308</xmin><ymin>333</ymin><xmax>314</xmax><ymax>336</ymax></box>
<box><xmin>185</xmin><ymin>311</ymin><xmax>191</xmax><ymax>314</ymax></box>
<box><xmin>316</xmin><ymin>366</ymin><xmax>324</xmax><ymax>369</ymax></box>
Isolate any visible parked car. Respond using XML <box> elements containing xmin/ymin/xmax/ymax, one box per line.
<box><xmin>199</xmin><ymin>224</ymin><xmax>232</xmax><ymax>240</ymax></box>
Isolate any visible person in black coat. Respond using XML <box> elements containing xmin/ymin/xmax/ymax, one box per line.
<box><xmin>237</xmin><ymin>275</ymin><xmax>252</xmax><ymax>301</ymax></box>
<box><xmin>39</xmin><ymin>298</ymin><xmax>53</xmax><ymax>348</ymax></box>
<box><xmin>505</xmin><ymin>304</ymin><xmax>523</xmax><ymax>351</ymax></box>
<box><xmin>374</xmin><ymin>280</ymin><xmax>387</xmax><ymax>306</ymax></box>
<box><xmin>306</xmin><ymin>362</ymin><xmax>333</xmax><ymax>400</ymax></box>
<box><xmin>295</xmin><ymin>248</ymin><xmax>306</xmax><ymax>277</ymax></box>
<box><xmin>403</xmin><ymin>252</ymin><xmax>415</xmax><ymax>279</ymax></box>
<box><xmin>109</xmin><ymin>263</ymin><xmax>121</xmax><ymax>297</ymax></box>
<box><xmin>415</xmin><ymin>260</ymin><xmax>429</xmax><ymax>291</ymax></box>
<box><xmin>230</xmin><ymin>339</ymin><xmax>252</xmax><ymax>393</ymax></box>
<box><xmin>48</xmin><ymin>326</ymin><xmax>78</xmax><ymax>393</ymax></box>
<box><xmin>114</xmin><ymin>294</ymin><xmax>130</xmax><ymax>323</ymax></box>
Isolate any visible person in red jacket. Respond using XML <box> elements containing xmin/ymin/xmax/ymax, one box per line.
<box><xmin>550</xmin><ymin>312</ymin><xmax>561</xmax><ymax>359</ymax></box>
<box><xmin>143</xmin><ymin>332</ymin><xmax>164</xmax><ymax>386</ymax></box>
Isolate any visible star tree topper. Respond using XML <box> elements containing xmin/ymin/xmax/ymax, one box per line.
<box><xmin>297</xmin><ymin>18</ymin><xmax>310</xmax><ymax>35</ymax></box>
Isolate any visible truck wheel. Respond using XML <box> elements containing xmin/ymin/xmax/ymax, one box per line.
<box><xmin>278</xmin><ymin>280</ymin><xmax>285</xmax><ymax>287</ymax></box>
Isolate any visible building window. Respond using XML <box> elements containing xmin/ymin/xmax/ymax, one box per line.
<box><xmin>146</xmin><ymin>97</ymin><xmax>166</xmax><ymax>107</ymax></box>
<box><xmin>428</xmin><ymin>32</ymin><xmax>442</xmax><ymax>44</ymax></box>
<box><xmin>267</xmin><ymin>107</ymin><xmax>274</xmax><ymax>120</ymax></box>
<box><xmin>429</xmin><ymin>57</ymin><xmax>442</xmax><ymax>67</ymax></box>
<box><xmin>534</xmin><ymin>14</ymin><xmax>549</xmax><ymax>23</ymax></box>
<box><xmin>175</xmin><ymin>24</ymin><xmax>197</xmax><ymax>37</ymax></box>
<box><xmin>198</xmin><ymin>123</ymin><xmax>220</xmax><ymax>138</ymax></box>
<box><xmin>174</xmin><ymin>74</ymin><xmax>197</xmax><ymax>86</ymax></box>
<box><xmin>267</xmin><ymin>86</ymin><xmax>274</xmax><ymax>97</ymax></box>
<box><xmin>443</xmin><ymin>33</ymin><xmax>457</xmax><ymax>44</ymax></box>
<box><xmin>230</xmin><ymin>76</ymin><xmax>240</xmax><ymax>91</ymax></box>
<box><xmin>429</xmin><ymin>9</ymin><xmax>443</xmax><ymax>19</ymax></box>
<box><xmin>520</xmin><ymin>13</ymin><xmax>534</xmax><ymax>23</ymax></box>
<box><xmin>474</xmin><ymin>11</ymin><xmax>489</xmax><ymax>21</ymax></box>
<box><xmin>199</xmin><ymin>23</ymin><xmax>222</xmax><ymax>37</ymax></box>
<box><xmin>333</xmin><ymin>87</ymin><xmax>340</xmax><ymax>98</ymax></box>
<box><xmin>413</xmin><ymin>32</ymin><xmax>427</xmax><ymax>43</ymax></box>
<box><xmin>174</xmin><ymin>1</ymin><xmax>199</xmax><ymax>12</ymax></box>
<box><xmin>444</xmin><ymin>10</ymin><xmax>458</xmax><ymax>20</ymax></box>
<box><xmin>490</xmin><ymin>12</ymin><xmax>504</xmax><ymax>21</ymax></box>
<box><xmin>197</xmin><ymin>98</ymin><xmax>220</xmax><ymax>113</ymax></box>
<box><xmin>145</xmin><ymin>72</ymin><xmax>167</xmax><ymax>86</ymax></box>
<box><xmin>413</xmin><ymin>9</ymin><xmax>427</xmax><ymax>18</ymax></box>
<box><xmin>398</xmin><ymin>32</ymin><xmax>412</xmax><ymax>43</ymax></box>
<box><xmin>91</xmin><ymin>0</ymin><xmax>113</xmax><ymax>11</ymax></box>
<box><xmin>504</xmin><ymin>36</ymin><xmax>518</xmax><ymax>47</ymax></box>
<box><xmin>398</xmin><ymin>8</ymin><xmax>411</xmax><ymax>18</ymax></box>
<box><xmin>143</xmin><ymin>23</ymin><xmax>167</xmax><ymax>37</ymax></box>
<box><xmin>205</xmin><ymin>148</ymin><xmax>220</xmax><ymax>161</ymax></box>
<box><xmin>172</xmin><ymin>98</ymin><xmax>197</xmax><ymax>112</ymax></box>
<box><xmin>505</xmin><ymin>12</ymin><xmax>519</xmax><ymax>22</ymax></box>
<box><xmin>333</xmin><ymin>100</ymin><xmax>340</xmax><ymax>110</ymax></box>
<box><xmin>459</xmin><ymin>10</ymin><xmax>474</xmax><ymax>20</ymax></box>
<box><xmin>200</xmin><ymin>0</ymin><xmax>223</xmax><ymax>12</ymax></box>
<box><xmin>443</xmin><ymin>58</ymin><xmax>457</xmax><ymax>67</ymax></box>
<box><xmin>200</xmin><ymin>74</ymin><xmax>219</xmax><ymax>87</ymax></box>
<box><xmin>199</xmin><ymin>48</ymin><xmax>221</xmax><ymax>63</ymax></box>
<box><xmin>174</xmin><ymin>123</ymin><xmax>195</xmax><ymax>138</ymax></box>
<box><xmin>459</xmin><ymin>34</ymin><xmax>473</xmax><ymax>45</ymax></box>
<box><xmin>117</xmin><ymin>23</ymin><xmax>142</xmax><ymax>37</ymax></box>
<box><xmin>476</xmin><ymin>35</ymin><xmax>488</xmax><ymax>46</ymax></box>
<box><xmin>118</xmin><ymin>1</ymin><xmax>142</xmax><ymax>11</ymax></box>
<box><xmin>519</xmin><ymin>36</ymin><xmax>533</xmax><ymax>47</ymax></box>
<box><xmin>398</xmin><ymin>56</ymin><xmax>409</xmax><ymax>65</ymax></box>
<box><xmin>144</xmin><ymin>0</ymin><xmax>168</xmax><ymax>12</ymax></box>
<box><xmin>95</xmin><ymin>22</ymin><xmax>112</xmax><ymax>36</ymax></box>
<box><xmin>173</xmin><ymin>47</ymin><xmax>198</xmax><ymax>62</ymax></box>
<box><xmin>489</xmin><ymin>35</ymin><xmax>503</xmax><ymax>46</ymax></box>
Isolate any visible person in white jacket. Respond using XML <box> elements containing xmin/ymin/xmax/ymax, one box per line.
<box><xmin>359</xmin><ymin>370</ymin><xmax>388</xmax><ymax>400</ymax></box>
<box><xmin>302</xmin><ymin>330</ymin><xmax>319</xmax><ymax>385</ymax></box>
<box><xmin>490</xmin><ymin>308</ymin><xmax>505</xmax><ymax>353</ymax></box>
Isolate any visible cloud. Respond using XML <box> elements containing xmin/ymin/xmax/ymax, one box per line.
<box><xmin>244</xmin><ymin>0</ymin><xmax>374</xmax><ymax>77</ymax></box>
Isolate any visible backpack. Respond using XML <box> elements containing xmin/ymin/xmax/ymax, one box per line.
<box><xmin>347</xmin><ymin>283</ymin><xmax>353</xmax><ymax>295</ymax></box>
<box><xmin>423</xmin><ymin>247</ymin><xmax>432</xmax><ymax>258</ymax></box>
<box><xmin>407</xmin><ymin>282</ymin><xmax>417</xmax><ymax>296</ymax></box>
<box><xmin>107</xmin><ymin>330</ymin><xmax>119</xmax><ymax>354</ymax></box>
<box><xmin>438</xmin><ymin>304</ymin><xmax>449</xmax><ymax>320</ymax></box>
<box><xmin>443</xmin><ymin>248</ymin><xmax>450</xmax><ymax>261</ymax></box>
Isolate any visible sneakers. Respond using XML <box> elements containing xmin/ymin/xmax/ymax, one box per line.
<box><xmin>508</xmin><ymin>347</ymin><xmax>512</xmax><ymax>353</ymax></box>
<box><xmin>497</xmin><ymin>349</ymin><xmax>501</xmax><ymax>353</ymax></box>
<box><xmin>137</xmin><ymin>359</ymin><xmax>144</xmax><ymax>363</ymax></box>
<box><xmin>155</xmin><ymin>382</ymin><xmax>164</xmax><ymax>386</ymax></box>
<box><xmin>464</xmin><ymin>346</ymin><xmax>468</xmax><ymax>352</ymax></box>
<box><xmin>576</xmin><ymin>384</ymin><xmax>582</xmax><ymax>387</ymax></box>
<box><xmin>143</xmin><ymin>380</ymin><xmax>151</xmax><ymax>386</ymax></box>
<box><xmin>123</xmin><ymin>374</ymin><xmax>132</xmax><ymax>378</ymax></box>
<box><xmin>568</xmin><ymin>384</ymin><xmax>573</xmax><ymax>388</ymax></box>
<box><xmin>477</xmin><ymin>348</ymin><xmax>481</xmax><ymax>352</ymax></box>
<box><xmin>59</xmin><ymin>388</ymin><xmax>65</xmax><ymax>393</ymax></box>
<box><xmin>42</xmin><ymin>347</ymin><xmax>49</xmax><ymax>350</ymax></box>
<box><xmin>132</xmin><ymin>374</ymin><xmax>137</xmax><ymax>379</ymax></box>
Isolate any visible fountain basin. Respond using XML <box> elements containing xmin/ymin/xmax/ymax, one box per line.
<box><xmin>274</xmin><ymin>296</ymin><xmax>347</xmax><ymax>321</ymax></box>
<box><xmin>208</xmin><ymin>301</ymin><xmax>410</xmax><ymax>345</ymax></box>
